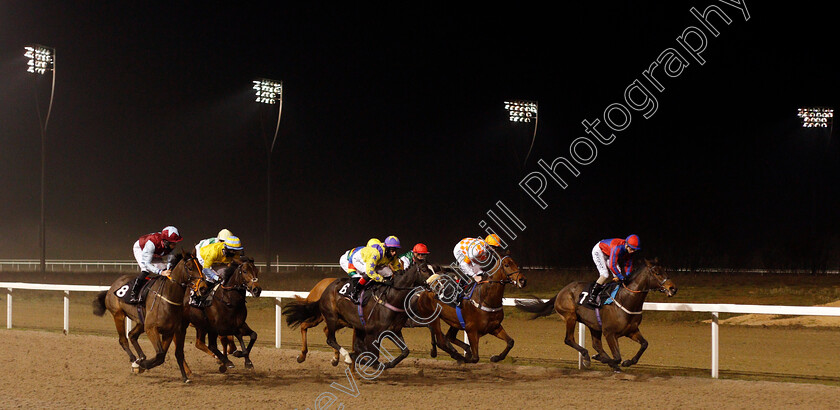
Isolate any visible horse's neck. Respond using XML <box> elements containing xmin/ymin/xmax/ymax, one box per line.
<box><xmin>474</xmin><ymin>258</ymin><xmax>505</xmax><ymax>305</ymax></box>
<box><xmin>617</xmin><ymin>269</ymin><xmax>651</xmax><ymax>308</ymax></box>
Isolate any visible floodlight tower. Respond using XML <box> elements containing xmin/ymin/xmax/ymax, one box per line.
<box><xmin>25</xmin><ymin>44</ymin><xmax>55</xmax><ymax>274</ymax></box>
<box><xmin>253</xmin><ymin>78</ymin><xmax>283</xmax><ymax>273</ymax></box>
<box><xmin>504</xmin><ymin>100</ymin><xmax>539</xmax><ymax>168</ymax></box>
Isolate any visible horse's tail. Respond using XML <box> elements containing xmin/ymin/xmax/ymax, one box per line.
<box><xmin>92</xmin><ymin>291</ymin><xmax>107</xmax><ymax>316</ymax></box>
<box><xmin>514</xmin><ymin>295</ymin><xmax>557</xmax><ymax>319</ymax></box>
<box><xmin>282</xmin><ymin>300</ymin><xmax>321</xmax><ymax>329</ymax></box>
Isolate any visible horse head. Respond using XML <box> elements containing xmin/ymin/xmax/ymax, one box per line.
<box><xmin>171</xmin><ymin>250</ymin><xmax>203</xmax><ymax>288</ymax></box>
<box><xmin>486</xmin><ymin>249</ymin><xmax>527</xmax><ymax>288</ymax></box>
<box><xmin>231</xmin><ymin>256</ymin><xmax>262</xmax><ymax>297</ymax></box>
<box><xmin>642</xmin><ymin>257</ymin><xmax>677</xmax><ymax>297</ymax></box>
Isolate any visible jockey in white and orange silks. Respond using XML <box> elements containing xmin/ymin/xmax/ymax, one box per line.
<box><xmin>453</xmin><ymin>237</ymin><xmax>493</xmax><ymax>283</ymax></box>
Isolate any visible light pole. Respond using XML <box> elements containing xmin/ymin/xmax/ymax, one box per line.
<box><xmin>504</xmin><ymin>100</ymin><xmax>539</xmax><ymax>168</ymax></box>
<box><xmin>25</xmin><ymin>44</ymin><xmax>55</xmax><ymax>275</ymax></box>
<box><xmin>253</xmin><ymin>78</ymin><xmax>283</xmax><ymax>273</ymax></box>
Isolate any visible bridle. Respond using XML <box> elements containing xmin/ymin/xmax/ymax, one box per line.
<box><xmin>220</xmin><ymin>261</ymin><xmax>259</xmax><ymax>291</ymax></box>
<box><xmin>478</xmin><ymin>254</ymin><xmax>520</xmax><ymax>285</ymax></box>
<box><xmin>620</xmin><ymin>265</ymin><xmax>670</xmax><ymax>294</ymax></box>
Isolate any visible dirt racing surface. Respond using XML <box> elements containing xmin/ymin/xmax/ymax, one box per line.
<box><xmin>1</xmin><ymin>330</ymin><xmax>839</xmax><ymax>409</ymax></box>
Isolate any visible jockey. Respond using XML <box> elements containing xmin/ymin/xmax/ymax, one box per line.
<box><xmin>339</xmin><ymin>244</ymin><xmax>366</xmax><ymax>278</ymax></box>
<box><xmin>129</xmin><ymin>226</ymin><xmax>184</xmax><ymax>304</ymax></box>
<box><xmin>587</xmin><ymin>234</ymin><xmax>641</xmax><ymax>306</ymax></box>
<box><xmin>380</xmin><ymin>235</ymin><xmax>404</xmax><ymax>273</ymax></box>
<box><xmin>196</xmin><ymin>235</ymin><xmax>244</xmax><ymax>302</ymax></box>
<box><xmin>346</xmin><ymin>238</ymin><xmax>387</xmax><ymax>301</ymax></box>
<box><xmin>194</xmin><ymin>229</ymin><xmax>235</xmax><ymax>256</ymax></box>
<box><xmin>399</xmin><ymin>243</ymin><xmax>430</xmax><ymax>270</ymax></box>
<box><xmin>453</xmin><ymin>237</ymin><xmax>492</xmax><ymax>283</ymax></box>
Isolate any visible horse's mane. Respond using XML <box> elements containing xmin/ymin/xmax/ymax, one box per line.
<box><xmin>170</xmin><ymin>252</ymin><xmax>184</xmax><ymax>267</ymax></box>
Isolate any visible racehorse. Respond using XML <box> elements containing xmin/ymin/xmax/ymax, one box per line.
<box><xmin>181</xmin><ymin>256</ymin><xmax>262</xmax><ymax>373</ymax></box>
<box><xmin>92</xmin><ymin>251</ymin><xmax>202</xmax><ymax>382</ymax></box>
<box><xmin>283</xmin><ymin>263</ymin><xmax>431</xmax><ymax>369</ymax></box>
<box><xmin>515</xmin><ymin>258</ymin><xmax>677</xmax><ymax>371</ymax></box>
<box><xmin>412</xmin><ymin>249</ymin><xmax>526</xmax><ymax>363</ymax></box>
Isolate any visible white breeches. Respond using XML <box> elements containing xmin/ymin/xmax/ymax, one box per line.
<box><xmin>592</xmin><ymin>244</ymin><xmax>611</xmax><ymax>283</ymax></box>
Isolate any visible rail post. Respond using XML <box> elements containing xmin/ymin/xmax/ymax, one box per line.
<box><xmin>63</xmin><ymin>290</ymin><xmax>70</xmax><ymax>334</ymax></box>
<box><xmin>578</xmin><ymin>322</ymin><xmax>586</xmax><ymax>369</ymax></box>
<box><xmin>711</xmin><ymin>311</ymin><xmax>719</xmax><ymax>378</ymax></box>
<box><xmin>275</xmin><ymin>297</ymin><xmax>282</xmax><ymax>348</ymax></box>
<box><xmin>5</xmin><ymin>288</ymin><xmax>11</xmax><ymax>329</ymax></box>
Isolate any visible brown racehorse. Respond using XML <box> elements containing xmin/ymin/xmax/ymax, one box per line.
<box><xmin>284</xmin><ymin>263</ymin><xmax>431</xmax><ymax>369</ymax></box>
<box><xmin>412</xmin><ymin>250</ymin><xmax>526</xmax><ymax>363</ymax></box>
<box><xmin>515</xmin><ymin>258</ymin><xmax>677</xmax><ymax>372</ymax></box>
<box><xmin>181</xmin><ymin>256</ymin><xmax>262</xmax><ymax>373</ymax></box>
<box><xmin>92</xmin><ymin>251</ymin><xmax>202</xmax><ymax>382</ymax></box>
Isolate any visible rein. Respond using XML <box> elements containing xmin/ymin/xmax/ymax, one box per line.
<box><xmin>613</xmin><ymin>268</ymin><xmax>669</xmax><ymax>315</ymax></box>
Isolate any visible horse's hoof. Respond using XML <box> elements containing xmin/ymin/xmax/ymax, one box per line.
<box><xmin>226</xmin><ymin>362</ymin><xmax>235</xmax><ymax>369</ymax></box>
<box><xmin>131</xmin><ymin>361</ymin><xmax>140</xmax><ymax>369</ymax></box>
<box><xmin>430</xmin><ymin>349</ymin><xmax>437</xmax><ymax>358</ymax></box>
<box><xmin>232</xmin><ymin>350</ymin><xmax>244</xmax><ymax>358</ymax></box>
<box><xmin>297</xmin><ymin>356</ymin><xmax>306</xmax><ymax>364</ymax></box>
<box><xmin>621</xmin><ymin>360</ymin><xmax>635</xmax><ymax>367</ymax></box>
<box><xmin>582</xmin><ymin>358</ymin><xmax>592</xmax><ymax>368</ymax></box>
<box><xmin>219</xmin><ymin>365</ymin><xmax>227</xmax><ymax>373</ymax></box>
<box><xmin>330</xmin><ymin>359</ymin><xmax>339</xmax><ymax>367</ymax></box>
<box><xmin>490</xmin><ymin>355</ymin><xmax>502</xmax><ymax>363</ymax></box>
<box><xmin>344</xmin><ymin>355</ymin><xmax>353</xmax><ymax>365</ymax></box>
<box><xmin>245</xmin><ymin>362</ymin><xmax>254</xmax><ymax>370</ymax></box>
<box><xmin>183</xmin><ymin>378</ymin><xmax>192</xmax><ymax>384</ymax></box>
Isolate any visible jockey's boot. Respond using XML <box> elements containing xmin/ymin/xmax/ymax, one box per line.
<box><xmin>586</xmin><ymin>282</ymin><xmax>604</xmax><ymax>307</ymax></box>
<box><xmin>348</xmin><ymin>277</ymin><xmax>366</xmax><ymax>304</ymax></box>
<box><xmin>128</xmin><ymin>276</ymin><xmax>147</xmax><ymax>304</ymax></box>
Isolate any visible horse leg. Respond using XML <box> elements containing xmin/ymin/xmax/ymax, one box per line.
<box><xmin>173</xmin><ymin>323</ymin><xmax>191</xmax><ymax>383</ymax></box>
<box><xmin>297</xmin><ymin>321</ymin><xmax>312</xmax><ymax>363</ymax></box>
<box><xmin>382</xmin><ymin>329</ymin><xmax>410</xmax><ymax>369</ymax></box>
<box><xmin>137</xmin><ymin>327</ymin><xmax>166</xmax><ymax>371</ymax></box>
<box><xmin>589</xmin><ymin>329</ymin><xmax>612</xmax><ymax>364</ymax></box>
<box><xmin>324</xmin><ymin>317</ymin><xmax>351</xmax><ymax>368</ymax></box>
<box><xmin>237</xmin><ymin>322</ymin><xmax>257</xmax><ymax>370</ymax></box>
<box><xmin>561</xmin><ymin>314</ymin><xmax>591</xmax><ymax>368</ymax></box>
<box><xmin>488</xmin><ymin>325</ymin><xmax>514</xmax><ymax>363</ymax></box>
<box><xmin>445</xmin><ymin>326</ymin><xmax>472</xmax><ymax>361</ymax></box>
<box><xmin>603</xmin><ymin>332</ymin><xmax>623</xmax><ymax>372</ymax></box>
<box><xmin>111</xmin><ymin>312</ymin><xmax>136</xmax><ymax>363</ymax></box>
<box><xmin>621</xmin><ymin>328</ymin><xmax>648</xmax><ymax>367</ymax></box>
<box><xmin>322</xmin><ymin>326</ymin><xmax>341</xmax><ymax>366</ymax></box>
<box><xmin>193</xmin><ymin>327</ymin><xmax>221</xmax><ymax>364</ymax></box>
<box><xmin>464</xmin><ymin>329</ymin><xmax>481</xmax><ymax>364</ymax></box>
<box><xmin>430</xmin><ymin>319</ymin><xmax>466</xmax><ymax>363</ymax></box>
<box><xmin>128</xmin><ymin>322</ymin><xmax>147</xmax><ymax>365</ymax></box>
<box><xmin>207</xmin><ymin>332</ymin><xmax>233</xmax><ymax>372</ymax></box>
<box><xmin>428</xmin><ymin>327</ymin><xmax>438</xmax><ymax>358</ymax></box>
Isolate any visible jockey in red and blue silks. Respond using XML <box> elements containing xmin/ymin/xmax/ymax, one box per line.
<box><xmin>586</xmin><ymin>234</ymin><xmax>641</xmax><ymax>306</ymax></box>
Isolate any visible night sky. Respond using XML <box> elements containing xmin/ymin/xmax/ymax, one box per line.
<box><xmin>1</xmin><ymin>2</ymin><xmax>838</xmax><ymax>269</ymax></box>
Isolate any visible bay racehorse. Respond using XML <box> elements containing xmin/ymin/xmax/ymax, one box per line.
<box><xmin>283</xmin><ymin>263</ymin><xmax>431</xmax><ymax>370</ymax></box>
<box><xmin>181</xmin><ymin>256</ymin><xmax>262</xmax><ymax>373</ymax></box>
<box><xmin>92</xmin><ymin>251</ymin><xmax>202</xmax><ymax>382</ymax></box>
<box><xmin>515</xmin><ymin>258</ymin><xmax>677</xmax><ymax>371</ymax></box>
<box><xmin>412</xmin><ymin>250</ymin><xmax>526</xmax><ymax>363</ymax></box>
